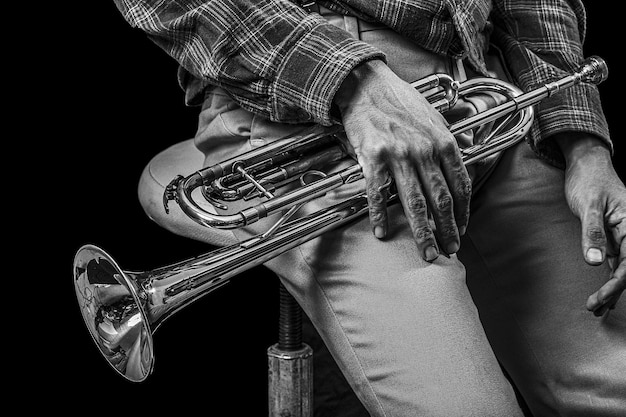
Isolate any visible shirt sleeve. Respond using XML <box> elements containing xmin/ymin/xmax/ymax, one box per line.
<box><xmin>113</xmin><ymin>0</ymin><xmax>385</xmax><ymax>126</ymax></box>
<box><xmin>489</xmin><ymin>0</ymin><xmax>611</xmax><ymax>167</ymax></box>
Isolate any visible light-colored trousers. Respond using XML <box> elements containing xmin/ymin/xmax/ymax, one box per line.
<box><xmin>138</xmin><ymin>9</ymin><xmax>626</xmax><ymax>417</ymax></box>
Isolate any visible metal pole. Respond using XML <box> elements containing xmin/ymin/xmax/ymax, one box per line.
<box><xmin>268</xmin><ymin>282</ymin><xmax>313</xmax><ymax>417</ymax></box>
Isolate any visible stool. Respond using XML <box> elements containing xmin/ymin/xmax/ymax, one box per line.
<box><xmin>138</xmin><ymin>139</ymin><xmax>313</xmax><ymax>416</ymax></box>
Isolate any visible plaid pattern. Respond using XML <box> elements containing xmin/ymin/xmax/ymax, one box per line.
<box><xmin>489</xmin><ymin>0</ymin><xmax>611</xmax><ymax>165</ymax></box>
<box><xmin>114</xmin><ymin>0</ymin><xmax>384</xmax><ymax>125</ymax></box>
<box><xmin>113</xmin><ymin>0</ymin><xmax>610</xmax><ymax>166</ymax></box>
<box><xmin>315</xmin><ymin>1</ymin><xmax>492</xmax><ymax>72</ymax></box>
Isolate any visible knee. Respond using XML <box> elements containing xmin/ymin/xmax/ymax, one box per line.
<box><xmin>365</xmin><ymin>377</ymin><xmax>525</xmax><ymax>417</ymax></box>
<box><xmin>515</xmin><ymin>354</ymin><xmax>626</xmax><ymax>417</ymax></box>
<box><xmin>137</xmin><ymin>144</ymin><xmax>238</xmax><ymax>247</ymax></box>
<box><xmin>525</xmin><ymin>377</ymin><xmax>626</xmax><ymax>417</ymax></box>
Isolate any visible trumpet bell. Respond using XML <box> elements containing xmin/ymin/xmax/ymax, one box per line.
<box><xmin>73</xmin><ymin>56</ymin><xmax>608</xmax><ymax>383</ymax></box>
<box><xmin>73</xmin><ymin>244</ymin><xmax>154</xmax><ymax>382</ymax></box>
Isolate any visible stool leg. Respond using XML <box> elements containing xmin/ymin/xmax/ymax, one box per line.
<box><xmin>268</xmin><ymin>282</ymin><xmax>313</xmax><ymax>417</ymax></box>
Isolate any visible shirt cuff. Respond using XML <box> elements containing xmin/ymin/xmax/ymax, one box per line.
<box><xmin>270</xmin><ymin>20</ymin><xmax>385</xmax><ymax>126</ymax></box>
<box><xmin>528</xmin><ymin>82</ymin><xmax>612</xmax><ymax>168</ymax></box>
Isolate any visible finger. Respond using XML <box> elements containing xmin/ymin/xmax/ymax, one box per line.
<box><xmin>420</xmin><ymin>168</ymin><xmax>460</xmax><ymax>255</ymax></box>
<box><xmin>607</xmin><ymin>217</ymin><xmax>626</xmax><ymax>261</ymax></box>
<box><xmin>439</xmin><ymin>139</ymin><xmax>472</xmax><ymax>236</ymax></box>
<box><xmin>586</xmin><ymin>256</ymin><xmax>626</xmax><ymax>314</ymax></box>
<box><xmin>580</xmin><ymin>203</ymin><xmax>608</xmax><ymax>265</ymax></box>
<box><xmin>364</xmin><ymin>166</ymin><xmax>391</xmax><ymax>240</ymax></box>
<box><xmin>587</xmin><ymin>288</ymin><xmax>622</xmax><ymax>316</ymax></box>
<box><xmin>613</xmin><ymin>230</ymin><xmax>626</xmax><ymax>270</ymax></box>
<box><xmin>357</xmin><ymin>146</ymin><xmax>391</xmax><ymax>240</ymax></box>
<box><xmin>391</xmin><ymin>161</ymin><xmax>439</xmax><ymax>261</ymax></box>
<box><xmin>588</xmin><ymin>292</ymin><xmax>622</xmax><ymax>317</ymax></box>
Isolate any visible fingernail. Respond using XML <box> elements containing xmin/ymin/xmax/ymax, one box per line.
<box><xmin>446</xmin><ymin>241</ymin><xmax>460</xmax><ymax>254</ymax></box>
<box><xmin>425</xmin><ymin>245</ymin><xmax>439</xmax><ymax>262</ymax></box>
<box><xmin>459</xmin><ymin>226</ymin><xmax>467</xmax><ymax>236</ymax></box>
<box><xmin>374</xmin><ymin>226</ymin><xmax>386</xmax><ymax>239</ymax></box>
<box><xmin>586</xmin><ymin>248</ymin><xmax>603</xmax><ymax>263</ymax></box>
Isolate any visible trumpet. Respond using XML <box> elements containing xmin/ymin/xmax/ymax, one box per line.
<box><xmin>73</xmin><ymin>56</ymin><xmax>608</xmax><ymax>382</ymax></box>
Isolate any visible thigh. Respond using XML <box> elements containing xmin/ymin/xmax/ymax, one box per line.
<box><xmin>192</xmin><ymin>80</ymin><xmax>523</xmax><ymax>417</ymax></box>
<box><xmin>258</xmin><ymin>182</ymin><xmax>523</xmax><ymax>417</ymax></box>
<box><xmin>459</xmin><ymin>142</ymin><xmax>626</xmax><ymax>417</ymax></box>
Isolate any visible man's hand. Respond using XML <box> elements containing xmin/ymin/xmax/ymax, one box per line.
<box><xmin>556</xmin><ymin>133</ymin><xmax>626</xmax><ymax>316</ymax></box>
<box><xmin>334</xmin><ymin>60</ymin><xmax>471</xmax><ymax>261</ymax></box>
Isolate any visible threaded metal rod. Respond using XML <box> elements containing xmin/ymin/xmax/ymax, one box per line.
<box><xmin>278</xmin><ymin>282</ymin><xmax>303</xmax><ymax>351</ymax></box>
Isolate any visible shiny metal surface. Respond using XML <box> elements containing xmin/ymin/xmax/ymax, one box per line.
<box><xmin>164</xmin><ymin>57</ymin><xmax>607</xmax><ymax>229</ymax></box>
<box><xmin>74</xmin><ymin>56</ymin><xmax>608</xmax><ymax>382</ymax></box>
<box><xmin>74</xmin><ymin>192</ymin><xmax>373</xmax><ymax>381</ymax></box>
<box><xmin>74</xmin><ymin>245</ymin><xmax>154</xmax><ymax>381</ymax></box>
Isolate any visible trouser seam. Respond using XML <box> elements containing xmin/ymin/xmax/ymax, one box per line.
<box><xmin>293</xmin><ymin>243</ymin><xmax>389</xmax><ymax>417</ymax></box>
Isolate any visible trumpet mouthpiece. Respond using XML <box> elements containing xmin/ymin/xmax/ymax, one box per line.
<box><xmin>578</xmin><ymin>56</ymin><xmax>609</xmax><ymax>85</ymax></box>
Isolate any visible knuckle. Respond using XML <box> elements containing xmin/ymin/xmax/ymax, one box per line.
<box><xmin>438</xmin><ymin>222</ymin><xmax>458</xmax><ymax>239</ymax></box>
<box><xmin>392</xmin><ymin>143</ymin><xmax>412</xmax><ymax>160</ymax></box>
<box><xmin>362</xmin><ymin>142</ymin><xmax>387</xmax><ymax>162</ymax></box>
<box><xmin>434</xmin><ymin>193</ymin><xmax>453</xmax><ymax>212</ymax></box>
<box><xmin>369</xmin><ymin>208</ymin><xmax>386</xmax><ymax>224</ymax></box>
<box><xmin>405</xmin><ymin>192</ymin><xmax>428</xmax><ymax>215</ymax></box>
<box><xmin>440</xmin><ymin>138</ymin><xmax>459</xmax><ymax>160</ymax></box>
<box><xmin>416</xmin><ymin>141</ymin><xmax>435</xmax><ymax>161</ymax></box>
<box><xmin>367</xmin><ymin>186</ymin><xmax>386</xmax><ymax>206</ymax></box>
<box><xmin>413</xmin><ymin>225</ymin><xmax>434</xmax><ymax>244</ymax></box>
<box><xmin>586</xmin><ymin>227</ymin><xmax>607</xmax><ymax>244</ymax></box>
<box><xmin>456</xmin><ymin>176</ymin><xmax>472</xmax><ymax>200</ymax></box>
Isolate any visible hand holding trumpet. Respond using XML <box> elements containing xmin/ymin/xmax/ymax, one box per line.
<box><xmin>334</xmin><ymin>59</ymin><xmax>471</xmax><ymax>262</ymax></box>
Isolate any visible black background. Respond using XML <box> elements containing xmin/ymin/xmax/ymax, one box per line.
<box><xmin>37</xmin><ymin>1</ymin><xmax>623</xmax><ymax>413</ymax></box>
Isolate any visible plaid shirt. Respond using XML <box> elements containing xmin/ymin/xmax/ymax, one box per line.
<box><xmin>113</xmin><ymin>0</ymin><xmax>611</xmax><ymax>166</ymax></box>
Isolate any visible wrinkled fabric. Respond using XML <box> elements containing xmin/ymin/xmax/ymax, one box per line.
<box><xmin>112</xmin><ymin>0</ymin><xmax>611</xmax><ymax>167</ymax></box>
<box><xmin>121</xmin><ymin>1</ymin><xmax>625</xmax><ymax>416</ymax></box>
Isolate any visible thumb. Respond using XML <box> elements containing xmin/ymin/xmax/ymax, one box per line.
<box><xmin>580</xmin><ymin>202</ymin><xmax>607</xmax><ymax>265</ymax></box>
